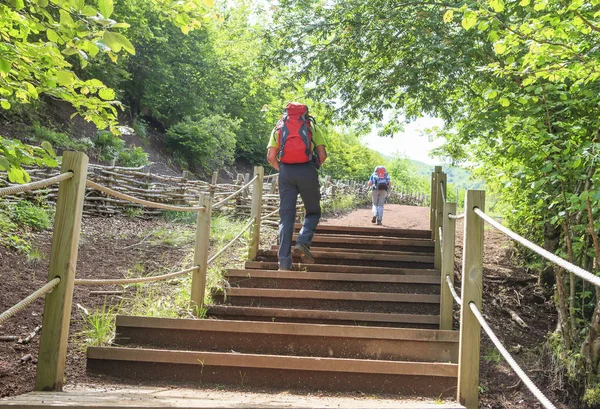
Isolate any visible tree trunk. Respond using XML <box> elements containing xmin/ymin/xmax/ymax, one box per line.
<box><xmin>541</xmin><ymin>222</ymin><xmax>560</xmax><ymax>287</ymax></box>
<box><xmin>554</xmin><ymin>267</ymin><xmax>572</xmax><ymax>351</ymax></box>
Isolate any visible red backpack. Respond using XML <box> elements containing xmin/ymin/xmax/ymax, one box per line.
<box><xmin>276</xmin><ymin>102</ymin><xmax>314</xmax><ymax>164</ymax></box>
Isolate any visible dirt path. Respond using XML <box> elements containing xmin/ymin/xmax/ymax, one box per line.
<box><xmin>322</xmin><ymin>204</ymin><xmax>430</xmax><ymax>230</ymax></box>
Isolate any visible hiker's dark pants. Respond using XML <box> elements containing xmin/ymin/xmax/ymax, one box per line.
<box><xmin>278</xmin><ymin>162</ymin><xmax>321</xmax><ymax>270</ymax></box>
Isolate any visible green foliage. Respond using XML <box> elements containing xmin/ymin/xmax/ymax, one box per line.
<box><xmin>118</xmin><ymin>146</ymin><xmax>149</xmax><ymax>167</ymax></box>
<box><xmin>161</xmin><ymin>210</ymin><xmax>197</xmax><ymax>225</ymax></box>
<box><xmin>11</xmin><ymin>201</ymin><xmax>53</xmax><ymax>231</ymax></box>
<box><xmin>166</xmin><ymin>116</ymin><xmax>238</xmax><ymax>175</ymax></box>
<box><xmin>482</xmin><ymin>347</ymin><xmax>503</xmax><ymax>364</ymax></box>
<box><xmin>79</xmin><ymin>303</ymin><xmax>119</xmax><ymax>347</ymax></box>
<box><xmin>0</xmin><ymin>136</ymin><xmax>58</xmax><ymax>183</ymax></box>
<box><xmin>322</xmin><ymin>194</ymin><xmax>362</xmax><ymax>215</ymax></box>
<box><xmin>0</xmin><ymin>0</ymin><xmax>135</xmax><ymax>133</ymax></box>
<box><xmin>132</xmin><ymin>118</ymin><xmax>148</xmax><ymax>140</ymax></box>
<box><xmin>32</xmin><ymin>125</ymin><xmax>93</xmax><ymax>152</ymax></box>
<box><xmin>583</xmin><ymin>387</ymin><xmax>600</xmax><ymax>406</ymax></box>
<box><xmin>123</xmin><ymin>207</ymin><xmax>144</xmax><ymax>218</ymax></box>
<box><xmin>94</xmin><ymin>131</ymin><xmax>148</xmax><ymax>166</ymax></box>
<box><xmin>95</xmin><ymin>131</ymin><xmax>125</xmax><ymax>162</ymax></box>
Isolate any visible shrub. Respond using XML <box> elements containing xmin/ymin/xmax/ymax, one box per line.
<box><xmin>118</xmin><ymin>146</ymin><xmax>149</xmax><ymax>167</ymax></box>
<box><xmin>132</xmin><ymin>118</ymin><xmax>148</xmax><ymax>140</ymax></box>
<box><xmin>32</xmin><ymin>125</ymin><xmax>94</xmax><ymax>152</ymax></box>
<box><xmin>11</xmin><ymin>201</ymin><xmax>53</xmax><ymax>231</ymax></box>
<box><xmin>95</xmin><ymin>131</ymin><xmax>125</xmax><ymax>162</ymax></box>
<box><xmin>166</xmin><ymin>115</ymin><xmax>239</xmax><ymax>176</ymax></box>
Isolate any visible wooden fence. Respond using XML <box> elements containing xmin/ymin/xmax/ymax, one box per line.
<box><xmin>0</xmin><ymin>164</ymin><xmax>429</xmax><ymax>219</ymax></box>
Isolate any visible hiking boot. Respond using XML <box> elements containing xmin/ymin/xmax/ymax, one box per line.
<box><xmin>371</xmin><ymin>216</ymin><xmax>377</xmax><ymax>223</ymax></box>
<box><xmin>294</xmin><ymin>242</ymin><xmax>315</xmax><ymax>263</ymax></box>
<box><xmin>376</xmin><ymin>220</ymin><xmax>382</xmax><ymax>225</ymax></box>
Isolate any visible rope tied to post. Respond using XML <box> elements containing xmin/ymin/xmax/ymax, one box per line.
<box><xmin>474</xmin><ymin>207</ymin><xmax>600</xmax><ymax>288</ymax></box>
<box><xmin>469</xmin><ymin>302</ymin><xmax>556</xmax><ymax>409</ymax></box>
<box><xmin>445</xmin><ymin>275</ymin><xmax>461</xmax><ymax>306</ymax></box>
<box><xmin>74</xmin><ymin>266</ymin><xmax>199</xmax><ymax>286</ymax></box>
<box><xmin>0</xmin><ymin>172</ymin><xmax>73</xmax><ymax>197</ymax></box>
<box><xmin>212</xmin><ymin>174</ymin><xmax>258</xmax><ymax>210</ymax></box>
<box><xmin>0</xmin><ymin>278</ymin><xmax>61</xmax><ymax>326</ymax></box>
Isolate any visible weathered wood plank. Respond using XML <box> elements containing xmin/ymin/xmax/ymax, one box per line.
<box><xmin>35</xmin><ymin>152</ymin><xmax>88</xmax><ymax>392</ymax></box>
<box><xmin>457</xmin><ymin>190</ymin><xmax>485</xmax><ymax>409</ymax></box>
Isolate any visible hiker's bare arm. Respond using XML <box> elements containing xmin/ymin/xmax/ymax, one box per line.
<box><xmin>316</xmin><ymin>145</ymin><xmax>327</xmax><ymax>166</ymax></box>
<box><xmin>267</xmin><ymin>147</ymin><xmax>279</xmax><ymax>170</ymax></box>
<box><xmin>368</xmin><ymin>180</ymin><xmax>373</xmax><ymax>186</ymax></box>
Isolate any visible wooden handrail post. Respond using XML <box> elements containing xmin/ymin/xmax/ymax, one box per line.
<box><xmin>457</xmin><ymin>189</ymin><xmax>485</xmax><ymax>409</ymax></box>
<box><xmin>440</xmin><ymin>202</ymin><xmax>457</xmax><ymax>330</ymax></box>
<box><xmin>35</xmin><ymin>151</ymin><xmax>88</xmax><ymax>391</ymax></box>
<box><xmin>191</xmin><ymin>192</ymin><xmax>212</xmax><ymax>311</ymax></box>
<box><xmin>434</xmin><ymin>167</ymin><xmax>445</xmax><ymax>271</ymax></box>
<box><xmin>248</xmin><ymin>166</ymin><xmax>264</xmax><ymax>260</ymax></box>
<box><xmin>430</xmin><ymin>166</ymin><xmax>441</xmax><ymax>239</ymax></box>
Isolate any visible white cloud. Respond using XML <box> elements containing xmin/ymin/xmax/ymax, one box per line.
<box><xmin>362</xmin><ymin>117</ymin><xmax>445</xmax><ymax>164</ymax></box>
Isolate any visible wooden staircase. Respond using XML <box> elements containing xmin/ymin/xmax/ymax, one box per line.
<box><xmin>87</xmin><ymin>224</ymin><xmax>459</xmax><ymax>398</ymax></box>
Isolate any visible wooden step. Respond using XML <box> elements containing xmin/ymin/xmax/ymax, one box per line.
<box><xmin>271</xmin><ymin>245</ymin><xmax>428</xmax><ymax>257</ymax></box>
<box><xmin>207</xmin><ymin>305</ymin><xmax>440</xmax><ymax>328</ymax></box>
<box><xmin>114</xmin><ymin>316</ymin><xmax>458</xmax><ymax>362</ymax></box>
<box><xmin>294</xmin><ymin>234</ymin><xmax>434</xmax><ymax>253</ymax></box>
<box><xmin>87</xmin><ymin>347</ymin><xmax>457</xmax><ymax>396</ymax></box>
<box><xmin>257</xmin><ymin>249</ymin><xmax>434</xmax><ymax>269</ymax></box>
<box><xmin>0</xmin><ymin>390</ymin><xmax>466</xmax><ymax>408</ymax></box>
<box><xmin>245</xmin><ymin>261</ymin><xmax>439</xmax><ymax>276</ymax></box>
<box><xmin>224</xmin><ymin>269</ymin><xmax>440</xmax><ymax>294</ymax></box>
<box><xmin>212</xmin><ymin>288</ymin><xmax>439</xmax><ymax>315</ymax></box>
<box><xmin>295</xmin><ymin>223</ymin><xmax>431</xmax><ymax>239</ymax></box>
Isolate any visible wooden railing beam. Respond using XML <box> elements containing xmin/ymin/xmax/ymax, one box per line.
<box><xmin>35</xmin><ymin>152</ymin><xmax>89</xmax><ymax>391</ymax></box>
<box><xmin>457</xmin><ymin>189</ymin><xmax>485</xmax><ymax>408</ymax></box>
<box><xmin>440</xmin><ymin>202</ymin><xmax>457</xmax><ymax>330</ymax></box>
<box><xmin>248</xmin><ymin>166</ymin><xmax>264</xmax><ymax>260</ymax></box>
<box><xmin>191</xmin><ymin>192</ymin><xmax>212</xmax><ymax>311</ymax></box>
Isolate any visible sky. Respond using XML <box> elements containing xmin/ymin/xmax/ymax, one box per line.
<box><xmin>361</xmin><ymin>117</ymin><xmax>445</xmax><ymax>165</ymax></box>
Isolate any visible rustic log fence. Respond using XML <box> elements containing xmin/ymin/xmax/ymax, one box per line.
<box><xmin>0</xmin><ymin>163</ymin><xmax>429</xmax><ymax>221</ymax></box>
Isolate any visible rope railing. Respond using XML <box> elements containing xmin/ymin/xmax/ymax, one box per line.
<box><xmin>448</xmin><ymin>213</ymin><xmax>464</xmax><ymax>220</ymax></box>
<box><xmin>74</xmin><ymin>217</ymin><xmax>256</xmax><ymax>286</ymax></box>
<box><xmin>74</xmin><ymin>266</ymin><xmax>199</xmax><ymax>286</ymax></box>
<box><xmin>86</xmin><ymin>180</ymin><xmax>206</xmax><ymax>212</ymax></box>
<box><xmin>262</xmin><ymin>208</ymin><xmax>279</xmax><ymax>221</ymax></box>
<box><xmin>469</xmin><ymin>302</ymin><xmax>556</xmax><ymax>409</ymax></box>
<box><xmin>208</xmin><ymin>216</ymin><xmax>256</xmax><ymax>264</ymax></box>
<box><xmin>0</xmin><ymin>278</ymin><xmax>61</xmax><ymax>326</ymax></box>
<box><xmin>212</xmin><ymin>174</ymin><xmax>258</xmax><ymax>210</ymax></box>
<box><xmin>445</xmin><ymin>275</ymin><xmax>461</xmax><ymax>306</ymax></box>
<box><xmin>474</xmin><ymin>207</ymin><xmax>600</xmax><ymax>288</ymax></box>
<box><xmin>263</xmin><ymin>173</ymin><xmax>278</xmax><ymax>180</ymax></box>
<box><xmin>0</xmin><ymin>172</ymin><xmax>72</xmax><ymax>197</ymax></box>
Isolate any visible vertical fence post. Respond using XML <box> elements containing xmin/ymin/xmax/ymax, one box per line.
<box><xmin>248</xmin><ymin>166</ymin><xmax>264</xmax><ymax>260</ymax></box>
<box><xmin>434</xmin><ymin>168</ymin><xmax>445</xmax><ymax>271</ymax></box>
<box><xmin>430</xmin><ymin>167</ymin><xmax>439</xmax><ymax>239</ymax></box>
<box><xmin>191</xmin><ymin>192</ymin><xmax>212</xmax><ymax>311</ymax></box>
<box><xmin>440</xmin><ymin>202</ymin><xmax>457</xmax><ymax>330</ymax></box>
<box><xmin>457</xmin><ymin>190</ymin><xmax>485</xmax><ymax>408</ymax></box>
<box><xmin>35</xmin><ymin>152</ymin><xmax>88</xmax><ymax>391</ymax></box>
